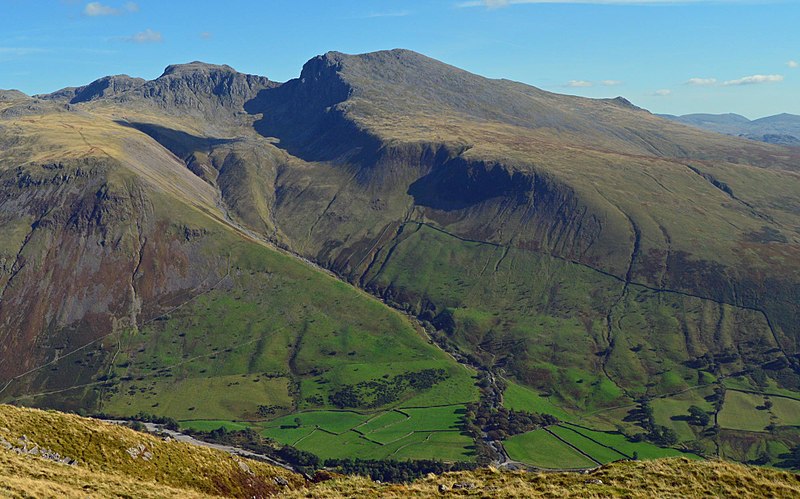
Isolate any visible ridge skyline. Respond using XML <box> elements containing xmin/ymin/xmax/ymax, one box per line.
<box><xmin>3</xmin><ymin>49</ymin><xmax>795</xmax><ymax>122</ymax></box>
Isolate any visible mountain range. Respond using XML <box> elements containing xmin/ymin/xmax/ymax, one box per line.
<box><xmin>661</xmin><ymin>112</ymin><xmax>800</xmax><ymax>146</ymax></box>
<box><xmin>1</xmin><ymin>49</ymin><xmax>800</xmax><ymax>469</ymax></box>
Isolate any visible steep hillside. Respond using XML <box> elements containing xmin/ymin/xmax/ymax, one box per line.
<box><xmin>240</xmin><ymin>50</ymin><xmax>800</xmax><ymax>464</ymax></box>
<box><xmin>0</xmin><ymin>83</ymin><xmax>477</xmax><ymax>463</ymax></box>
<box><xmin>0</xmin><ymin>404</ymin><xmax>303</xmax><ymax>497</ymax></box>
<box><xmin>241</xmin><ymin>49</ymin><xmax>800</xmax><ymax>403</ymax></box>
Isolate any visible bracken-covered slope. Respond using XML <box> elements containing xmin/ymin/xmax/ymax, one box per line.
<box><xmin>2</xmin><ymin>49</ymin><xmax>800</xmax><ymax>466</ymax></box>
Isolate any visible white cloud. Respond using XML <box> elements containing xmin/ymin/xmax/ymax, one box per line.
<box><xmin>127</xmin><ymin>29</ymin><xmax>162</xmax><ymax>43</ymax></box>
<box><xmin>566</xmin><ymin>80</ymin><xmax>593</xmax><ymax>87</ymax></box>
<box><xmin>458</xmin><ymin>0</ymin><xmax>755</xmax><ymax>7</ymax></box>
<box><xmin>600</xmin><ymin>80</ymin><xmax>622</xmax><ymax>86</ymax></box>
<box><xmin>788</xmin><ymin>60</ymin><xmax>799</xmax><ymax>69</ymax></box>
<box><xmin>722</xmin><ymin>74</ymin><xmax>783</xmax><ymax>86</ymax></box>
<box><xmin>84</xmin><ymin>2</ymin><xmax>138</xmax><ymax>16</ymax></box>
<box><xmin>686</xmin><ymin>77</ymin><xmax>717</xmax><ymax>86</ymax></box>
<box><xmin>653</xmin><ymin>89</ymin><xmax>672</xmax><ymax>96</ymax></box>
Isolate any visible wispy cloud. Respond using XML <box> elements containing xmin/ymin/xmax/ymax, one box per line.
<box><xmin>788</xmin><ymin>60</ymin><xmax>799</xmax><ymax>69</ymax></box>
<box><xmin>0</xmin><ymin>47</ymin><xmax>48</xmax><ymax>62</ymax></box>
<box><xmin>0</xmin><ymin>47</ymin><xmax>47</xmax><ymax>56</ymax></box>
<box><xmin>565</xmin><ymin>80</ymin><xmax>593</xmax><ymax>87</ymax></box>
<box><xmin>564</xmin><ymin>79</ymin><xmax>621</xmax><ymax>88</ymax></box>
<box><xmin>653</xmin><ymin>89</ymin><xmax>672</xmax><ymax>96</ymax></box>
<box><xmin>686</xmin><ymin>77</ymin><xmax>717</xmax><ymax>86</ymax></box>
<box><xmin>458</xmin><ymin>0</ymin><xmax>758</xmax><ymax>7</ymax></box>
<box><xmin>84</xmin><ymin>2</ymin><xmax>138</xmax><ymax>16</ymax></box>
<box><xmin>722</xmin><ymin>74</ymin><xmax>783</xmax><ymax>86</ymax></box>
<box><xmin>126</xmin><ymin>29</ymin><xmax>162</xmax><ymax>43</ymax></box>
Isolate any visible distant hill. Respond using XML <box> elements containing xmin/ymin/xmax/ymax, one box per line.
<box><xmin>661</xmin><ymin>112</ymin><xmax>800</xmax><ymax>146</ymax></box>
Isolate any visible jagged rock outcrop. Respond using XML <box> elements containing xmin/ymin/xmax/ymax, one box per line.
<box><xmin>40</xmin><ymin>75</ymin><xmax>145</xmax><ymax>104</ymax></box>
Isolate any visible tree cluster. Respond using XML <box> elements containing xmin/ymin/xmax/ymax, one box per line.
<box><xmin>91</xmin><ymin>410</ymin><xmax>179</xmax><ymax>431</ymax></box>
<box><xmin>625</xmin><ymin>400</ymin><xmax>679</xmax><ymax>447</ymax></box>
<box><xmin>468</xmin><ymin>403</ymin><xmax>558</xmax><ymax>441</ymax></box>
<box><xmin>461</xmin><ymin>371</ymin><xmax>559</xmax><ymax>465</ymax></box>
<box><xmin>323</xmin><ymin>458</ymin><xmax>476</xmax><ymax>483</ymax></box>
<box><xmin>191</xmin><ymin>426</ymin><xmax>320</xmax><ymax>475</ymax></box>
<box><xmin>776</xmin><ymin>445</ymin><xmax>800</xmax><ymax>470</ymax></box>
<box><xmin>328</xmin><ymin>369</ymin><xmax>448</xmax><ymax>409</ymax></box>
<box><xmin>687</xmin><ymin>405</ymin><xmax>711</xmax><ymax>427</ymax></box>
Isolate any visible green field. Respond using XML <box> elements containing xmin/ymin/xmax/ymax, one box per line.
<box><xmin>718</xmin><ymin>391</ymin><xmax>773</xmax><ymax>432</ymax></box>
<box><xmin>650</xmin><ymin>388</ymin><xmax>715</xmax><ymax>443</ymax></box>
<box><xmin>502</xmin><ymin>380</ymin><xmax>574</xmax><ymax>421</ymax></box>
<box><xmin>103</xmin><ymin>373</ymin><xmax>292</xmax><ymax>420</ymax></box>
<box><xmin>259</xmin><ymin>405</ymin><xmax>473</xmax><ymax>461</ymax></box>
<box><xmin>559</xmin><ymin>423</ymin><xmax>694</xmax><ymax>460</ymax></box>
<box><xmin>180</xmin><ymin>420</ymin><xmax>251</xmax><ymax>432</ymax></box>
<box><xmin>504</xmin><ymin>429</ymin><xmax>597</xmax><ymax>469</ymax></box>
<box><xmin>548</xmin><ymin>425</ymin><xmax>627</xmax><ymax>463</ymax></box>
<box><xmin>91</xmin><ymin>231</ymin><xmax>479</xmax><ymax>465</ymax></box>
<box><xmin>263</xmin><ymin>411</ymin><xmax>371</xmax><ymax>434</ymax></box>
<box><xmin>769</xmin><ymin>397</ymin><xmax>800</xmax><ymax>426</ymax></box>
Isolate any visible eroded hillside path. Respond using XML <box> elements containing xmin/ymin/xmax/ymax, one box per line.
<box><xmin>105</xmin><ymin>420</ymin><xmax>305</xmax><ymax>475</ymax></box>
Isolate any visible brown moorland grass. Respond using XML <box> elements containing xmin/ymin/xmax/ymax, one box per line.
<box><xmin>0</xmin><ymin>450</ymin><xmax>214</xmax><ymax>499</ymax></box>
<box><xmin>293</xmin><ymin>459</ymin><xmax>800</xmax><ymax>498</ymax></box>
<box><xmin>0</xmin><ymin>404</ymin><xmax>304</xmax><ymax>498</ymax></box>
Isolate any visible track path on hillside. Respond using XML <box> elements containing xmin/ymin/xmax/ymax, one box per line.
<box><xmin>105</xmin><ymin>420</ymin><xmax>306</xmax><ymax>476</ymax></box>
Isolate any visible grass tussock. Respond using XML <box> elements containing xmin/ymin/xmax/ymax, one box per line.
<box><xmin>0</xmin><ymin>404</ymin><xmax>304</xmax><ymax>498</ymax></box>
<box><xmin>289</xmin><ymin>459</ymin><xmax>800</xmax><ymax>498</ymax></box>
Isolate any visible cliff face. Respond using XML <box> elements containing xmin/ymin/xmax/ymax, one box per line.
<box><xmin>0</xmin><ymin>121</ymin><xmax>228</xmax><ymax>400</ymax></box>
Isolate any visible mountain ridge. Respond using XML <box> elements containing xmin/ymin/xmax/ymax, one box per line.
<box><xmin>2</xmin><ymin>48</ymin><xmax>800</xmax><ymax>469</ymax></box>
<box><xmin>661</xmin><ymin>112</ymin><xmax>800</xmax><ymax>146</ymax></box>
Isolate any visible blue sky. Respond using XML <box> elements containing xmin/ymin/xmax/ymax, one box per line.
<box><xmin>1</xmin><ymin>0</ymin><xmax>797</xmax><ymax>118</ymax></box>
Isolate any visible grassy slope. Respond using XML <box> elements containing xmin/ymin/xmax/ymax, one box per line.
<box><xmin>302</xmin><ymin>458</ymin><xmax>800</xmax><ymax>498</ymax></box>
<box><xmin>0</xmin><ymin>107</ymin><xmax>478</xmax><ymax>462</ymax></box>
<box><xmin>0</xmin><ymin>404</ymin><xmax>304</xmax><ymax>498</ymax></box>
<box><xmin>244</xmin><ymin>53</ymin><xmax>800</xmax><ymax>468</ymax></box>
